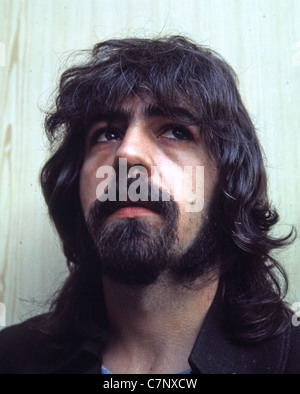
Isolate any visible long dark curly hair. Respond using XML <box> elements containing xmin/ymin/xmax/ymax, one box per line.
<box><xmin>39</xmin><ymin>36</ymin><xmax>295</xmax><ymax>346</ymax></box>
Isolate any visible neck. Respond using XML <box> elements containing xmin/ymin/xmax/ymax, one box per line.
<box><xmin>102</xmin><ymin>272</ymin><xmax>218</xmax><ymax>374</ymax></box>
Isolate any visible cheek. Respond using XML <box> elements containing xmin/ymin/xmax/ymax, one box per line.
<box><xmin>79</xmin><ymin>162</ymin><xmax>99</xmax><ymax>215</ymax></box>
<box><xmin>156</xmin><ymin>146</ymin><xmax>217</xmax><ymax>201</ymax></box>
<box><xmin>79</xmin><ymin>146</ymin><xmax>118</xmax><ymax>213</ymax></box>
<box><xmin>172</xmin><ymin>166</ymin><xmax>217</xmax><ymax>250</ymax></box>
<box><xmin>155</xmin><ymin>161</ymin><xmax>217</xmax><ymax>215</ymax></box>
<box><xmin>176</xmin><ymin>208</ymin><xmax>203</xmax><ymax>250</ymax></box>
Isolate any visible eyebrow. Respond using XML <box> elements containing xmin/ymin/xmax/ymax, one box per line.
<box><xmin>87</xmin><ymin>105</ymin><xmax>198</xmax><ymax>130</ymax></box>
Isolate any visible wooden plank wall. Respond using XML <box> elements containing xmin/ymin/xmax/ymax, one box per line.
<box><xmin>1</xmin><ymin>0</ymin><xmax>299</xmax><ymax>326</ymax></box>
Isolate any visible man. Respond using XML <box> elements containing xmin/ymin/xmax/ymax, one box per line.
<box><xmin>0</xmin><ymin>36</ymin><xmax>299</xmax><ymax>374</ymax></box>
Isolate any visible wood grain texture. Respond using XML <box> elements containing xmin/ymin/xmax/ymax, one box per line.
<box><xmin>1</xmin><ymin>0</ymin><xmax>299</xmax><ymax>326</ymax></box>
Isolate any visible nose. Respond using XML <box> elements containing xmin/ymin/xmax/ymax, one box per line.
<box><xmin>114</xmin><ymin>124</ymin><xmax>154</xmax><ymax>176</ymax></box>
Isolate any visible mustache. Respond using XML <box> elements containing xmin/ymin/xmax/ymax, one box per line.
<box><xmin>87</xmin><ymin>177</ymin><xmax>179</xmax><ymax>223</ymax></box>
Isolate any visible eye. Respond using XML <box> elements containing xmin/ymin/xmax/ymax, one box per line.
<box><xmin>161</xmin><ymin>125</ymin><xmax>194</xmax><ymax>141</ymax></box>
<box><xmin>91</xmin><ymin>127</ymin><xmax>122</xmax><ymax>143</ymax></box>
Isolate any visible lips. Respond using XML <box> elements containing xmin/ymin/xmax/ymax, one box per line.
<box><xmin>105</xmin><ymin>200</ymin><xmax>162</xmax><ymax>218</ymax></box>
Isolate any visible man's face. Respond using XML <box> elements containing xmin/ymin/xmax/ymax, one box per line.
<box><xmin>79</xmin><ymin>97</ymin><xmax>218</xmax><ymax>284</ymax></box>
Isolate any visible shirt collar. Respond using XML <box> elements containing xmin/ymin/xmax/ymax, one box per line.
<box><xmin>188</xmin><ymin>294</ymin><xmax>290</xmax><ymax>374</ymax></box>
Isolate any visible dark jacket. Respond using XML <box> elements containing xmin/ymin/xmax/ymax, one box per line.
<box><xmin>0</xmin><ymin>301</ymin><xmax>300</xmax><ymax>374</ymax></box>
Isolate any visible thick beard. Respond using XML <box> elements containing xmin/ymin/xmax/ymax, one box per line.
<box><xmin>86</xmin><ymin>183</ymin><xmax>179</xmax><ymax>285</ymax></box>
<box><xmin>92</xmin><ymin>217</ymin><xmax>177</xmax><ymax>286</ymax></box>
<box><xmin>85</xmin><ymin>179</ymin><xmax>220</xmax><ymax>287</ymax></box>
<box><xmin>91</xmin><ymin>217</ymin><xmax>220</xmax><ymax>287</ymax></box>
<box><xmin>86</xmin><ymin>213</ymin><xmax>220</xmax><ymax>288</ymax></box>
